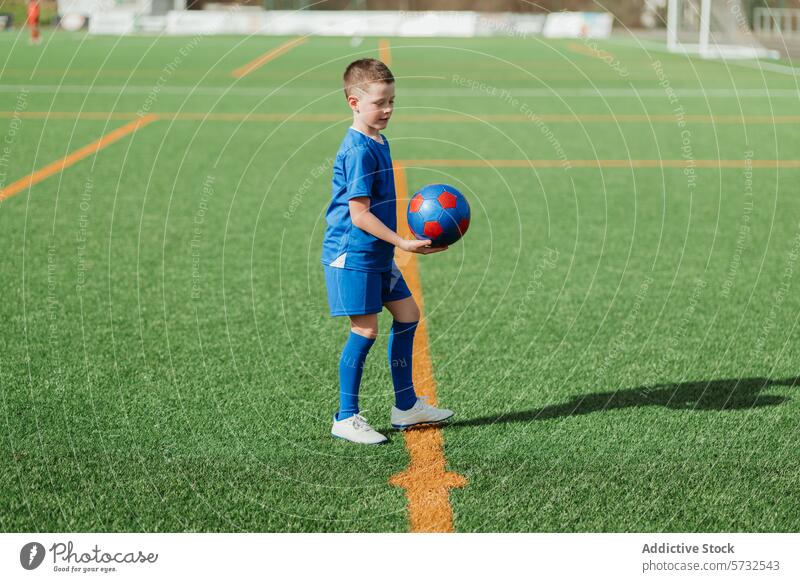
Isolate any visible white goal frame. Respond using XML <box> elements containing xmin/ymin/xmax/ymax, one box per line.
<box><xmin>666</xmin><ymin>0</ymin><xmax>780</xmax><ymax>59</ymax></box>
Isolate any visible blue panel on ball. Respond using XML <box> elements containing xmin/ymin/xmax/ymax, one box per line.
<box><xmin>407</xmin><ymin>209</ymin><xmax>426</xmax><ymax>239</ymax></box>
<box><xmin>418</xmin><ymin>199</ymin><xmax>443</xmax><ymax>222</ymax></box>
<box><xmin>455</xmin><ymin>192</ymin><xmax>471</xmax><ymax>221</ymax></box>
<box><xmin>436</xmin><ymin>210</ymin><xmax>459</xmax><ymax>246</ymax></box>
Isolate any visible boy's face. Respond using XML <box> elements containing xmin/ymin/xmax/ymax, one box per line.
<box><xmin>349</xmin><ymin>81</ymin><xmax>395</xmax><ymax>132</ymax></box>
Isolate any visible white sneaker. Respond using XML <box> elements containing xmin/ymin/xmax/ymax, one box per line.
<box><xmin>331</xmin><ymin>412</ymin><xmax>388</xmax><ymax>445</ymax></box>
<box><xmin>391</xmin><ymin>396</ymin><xmax>454</xmax><ymax>430</ymax></box>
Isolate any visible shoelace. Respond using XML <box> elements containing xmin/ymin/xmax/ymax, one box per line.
<box><xmin>416</xmin><ymin>396</ymin><xmax>432</xmax><ymax>409</ymax></box>
<box><xmin>352</xmin><ymin>412</ymin><xmax>371</xmax><ymax>431</ymax></box>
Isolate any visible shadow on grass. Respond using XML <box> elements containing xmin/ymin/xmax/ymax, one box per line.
<box><xmin>449</xmin><ymin>376</ymin><xmax>800</xmax><ymax>429</ymax></box>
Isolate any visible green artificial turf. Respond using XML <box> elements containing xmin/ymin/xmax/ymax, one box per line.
<box><xmin>1</xmin><ymin>31</ymin><xmax>799</xmax><ymax>532</ymax></box>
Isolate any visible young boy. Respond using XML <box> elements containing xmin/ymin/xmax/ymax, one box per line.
<box><xmin>321</xmin><ymin>58</ymin><xmax>454</xmax><ymax>444</ymax></box>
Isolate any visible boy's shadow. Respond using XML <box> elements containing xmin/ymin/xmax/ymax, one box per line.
<box><xmin>450</xmin><ymin>376</ymin><xmax>800</xmax><ymax>428</ymax></box>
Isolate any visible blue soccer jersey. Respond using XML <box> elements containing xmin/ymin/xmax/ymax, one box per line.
<box><xmin>321</xmin><ymin>127</ymin><xmax>397</xmax><ymax>273</ymax></box>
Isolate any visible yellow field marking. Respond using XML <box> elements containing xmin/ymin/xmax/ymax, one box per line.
<box><xmin>0</xmin><ymin>114</ymin><xmax>158</xmax><ymax>202</ymax></box>
<box><xmin>165</xmin><ymin>112</ymin><xmax>340</xmax><ymax>122</ymax></box>
<box><xmin>231</xmin><ymin>37</ymin><xmax>307</xmax><ymax>78</ymax></box>
<box><xmin>0</xmin><ymin>111</ymin><xmax>151</xmax><ymax>121</ymax></box>
<box><xmin>3</xmin><ymin>111</ymin><xmax>799</xmax><ymax>124</ymax></box>
<box><xmin>388</xmin><ymin>162</ymin><xmax>468</xmax><ymax>533</ymax></box>
<box><xmin>394</xmin><ymin>114</ymin><xmax>800</xmax><ymax>124</ymax></box>
<box><xmin>567</xmin><ymin>41</ymin><xmax>617</xmax><ymax>62</ymax></box>
<box><xmin>398</xmin><ymin>159</ymin><xmax>800</xmax><ymax>169</ymax></box>
<box><xmin>379</xmin><ymin>39</ymin><xmax>392</xmax><ymax>66</ymax></box>
<box><xmin>0</xmin><ymin>111</ymin><xmax>343</xmax><ymax>122</ymax></box>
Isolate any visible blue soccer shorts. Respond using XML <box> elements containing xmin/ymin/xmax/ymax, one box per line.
<box><xmin>323</xmin><ymin>261</ymin><xmax>412</xmax><ymax>317</ymax></box>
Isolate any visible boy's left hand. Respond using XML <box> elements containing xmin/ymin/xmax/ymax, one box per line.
<box><xmin>401</xmin><ymin>238</ymin><xmax>448</xmax><ymax>254</ymax></box>
<box><xmin>414</xmin><ymin>244</ymin><xmax>449</xmax><ymax>254</ymax></box>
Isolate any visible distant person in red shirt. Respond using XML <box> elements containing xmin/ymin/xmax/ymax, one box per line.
<box><xmin>27</xmin><ymin>0</ymin><xmax>41</xmax><ymax>45</ymax></box>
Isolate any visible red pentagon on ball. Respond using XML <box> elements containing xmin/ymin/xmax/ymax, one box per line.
<box><xmin>423</xmin><ymin>221</ymin><xmax>443</xmax><ymax>239</ymax></box>
<box><xmin>438</xmin><ymin>190</ymin><xmax>457</xmax><ymax>209</ymax></box>
<box><xmin>458</xmin><ymin>217</ymin><xmax>470</xmax><ymax>235</ymax></box>
<box><xmin>409</xmin><ymin>193</ymin><xmax>424</xmax><ymax>213</ymax></box>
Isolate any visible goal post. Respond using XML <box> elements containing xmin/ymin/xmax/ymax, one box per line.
<box><xmin>666</xmin><ymin>0</ymin><xmax>780</xmax><ymax>59</ymax></box>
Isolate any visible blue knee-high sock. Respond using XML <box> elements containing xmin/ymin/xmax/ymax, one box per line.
<box><xmin>388</xmin><ymin>320</ymin><xmax>419</xmax><ymax>411</ymax></box>
<box><xmin>337</xmin><ymin>331</ymin><xmax>376</xmax><ymax>421</ymax></box>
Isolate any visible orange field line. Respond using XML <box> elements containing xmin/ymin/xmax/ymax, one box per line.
<box><xmin>567</xmin><ymin>41</ymin><xmax>617</xmax><ymax>62</ymax></box>
<box><xmin>3</xmin><ymin>111</ymin><xmax>800</xmax><ymax>124</ymax></box>
<box><xmin>379</xmin><ymin>39</ymin><xmax>392</xmax><ymax>66</ymax></box>
<box><xmin>398</xmin><ymin>159</ymin><xmax>800</xmax><ymax>169</ymax></box>
<box><xmin>388</xmin><ymin>162</ymin><xmax>467</xmax><ymax>533</ymax></box>
<box><xmin>231</xmin><ymin>37</ymin><xmax>307</xmax><ymax>78</ymax></box>
<box><xmin>1</xmin><ymin>111</ymin><xmax>152</xmax><ymax>121</ymax></box>
<box><xmin>0</xmin><ymin>114</ymin><xmax>158</xmax><ymax>202</ymax></box>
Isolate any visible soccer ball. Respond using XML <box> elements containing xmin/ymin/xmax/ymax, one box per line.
<box><xmin>406</xmin><ymin>184</ymin><xmax>471</xmax><ymax>247</ymax></box>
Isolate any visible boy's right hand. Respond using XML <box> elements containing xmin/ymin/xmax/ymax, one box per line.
<box><xmin>399</xmin><ymin>239</ymin><xmax>449</xmax><ymax>254</ymax></box>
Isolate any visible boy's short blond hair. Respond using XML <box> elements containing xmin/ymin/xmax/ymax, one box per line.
<box><xmin>343</xmin><ymin>59</ymin><xmax>395</xmax><ymax>97</ymax></box>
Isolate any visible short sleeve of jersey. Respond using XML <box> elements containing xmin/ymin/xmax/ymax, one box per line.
<box><xmin>343</xmin><ymin>146</ymin><xmax>377</xmax><ymax>200</ymax></box>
